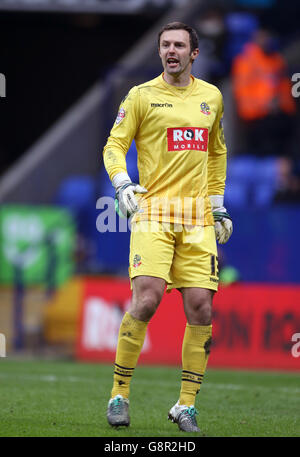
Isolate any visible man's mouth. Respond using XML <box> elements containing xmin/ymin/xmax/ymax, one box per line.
<box><xmin>167</xmin><ymin>58</ymin><xmax>179</xmax><ymax>68</ymax></box>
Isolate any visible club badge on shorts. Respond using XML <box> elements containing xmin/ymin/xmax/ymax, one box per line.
<box><xmin>133</xmin><ymin>254</ymin><xmax>142</xmax><ymax>268</ymax></box>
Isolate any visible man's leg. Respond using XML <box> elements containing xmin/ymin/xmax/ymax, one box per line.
<box><xmin>168</xmin><ymin>287</ymin><xmax>213</xmax><ymax>432</ymax></box>
<box><xmin>179</xmin><ymin>287</ymin><xmax>213</xmax><ymax>406</ymax></box>
<box><xmin>107</xmin><ymin>276</ymin><xmax>165</xmax><ymax>426</ymax></box>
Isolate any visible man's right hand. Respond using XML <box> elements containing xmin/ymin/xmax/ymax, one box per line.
<box><xmin>209</xmin><ymin>195</ymin><xmax>233</xmax><ymax>244</ymax></box>
<box><xmin>115</xmin><ymin>182</ymin><xmax>148</xmax><ymax>218</ymax></box>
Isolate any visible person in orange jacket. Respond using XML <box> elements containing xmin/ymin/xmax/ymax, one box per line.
<box><xmin>232</xmin><ymin>28</ymin><xmax>296</xmax><ymax>156</ymax></box>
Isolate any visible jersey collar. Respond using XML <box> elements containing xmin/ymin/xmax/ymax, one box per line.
<box><xmin>160</xmin><ymin>73</ymin><xmax>196</xmax><ymax>99</ymax></box>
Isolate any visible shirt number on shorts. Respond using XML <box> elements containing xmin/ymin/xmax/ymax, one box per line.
<box><xmin>211</xmin><ymin>255</ymin><xmax>218</xmax><ymax>276</ymax></box>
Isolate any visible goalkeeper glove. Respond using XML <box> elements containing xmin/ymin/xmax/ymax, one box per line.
<box><xmin>209</xmin><ymin>195</ymin><xmax>233</xmax><ymax>244</ymax></box>
<box><xmin>112</xmin><ymin>172</ymin><xmax>147</xmax><ymax>218</ymax></box>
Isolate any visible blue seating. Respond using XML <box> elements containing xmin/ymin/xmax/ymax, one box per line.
<box><xmin>227</xmin><ymin>155</ymin><xmax>257</xmax><ymax>181</ymax></box>
<box><xmin>55</xmin><ymin>175</ymin><xmax>96</xmax><ymax>212</ymax></box>
<box><xmin>224</xmin><ymin>12</ymin><xmax>258</xmax><ymax>63</ymax></box>
<box><xmin>225</xmin><ymin>179</ymin><xmax>249</xmax><ymax>208</ymax></box>
<box><xmin>254</xmin><ymin>182</ymin><xmax>276</xmax><ymax>206</ymax></box>
<box><xmin>55</xmin><ymin>176</ymin><xmax>98</xmax><ymax>269</ymax></box>
<box><xmin>255</xmin><ymin>157</ymin><xmax>278</xmax><ymax>182</ymax></box>
<box><xmin>226</xmin><ymin>156</ymin><xmax>279</xmax><ymax>208</ymax></box>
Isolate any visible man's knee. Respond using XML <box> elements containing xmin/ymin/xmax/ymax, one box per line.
<box><xmin>182</xmin><ymin>288</ymin><xmax>214</xmax><ymax>325</ymax></box>
<box><xmin>197</xmin><ymin>301</ymin><xmax>212</xmax><ymax>325</ymax></box>
<box><xmin>129</xmin><ymin>276</ymin><xmax>165</xmax><ymax>321</ymax></box>
<box><xmin>139</xmin><ymin>290</ymin><xmax>161</xmax><ymax>320</ymax></box>
<box><xmin>187</xmin><ymin>301</ymin><xmax>212</xmax><ymax>325</ymax></box>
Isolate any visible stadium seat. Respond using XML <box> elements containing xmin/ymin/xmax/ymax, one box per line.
<box><xmin>254</xmin><ymin>182</ymin><xmax>276</xmax><ymax>206</ymax></box>
<box><xmin>253</xmin><ymin>157</ymin><xmax>279</xmax><ymax>206</ymax></box>
<box><xmin>255</xmin><ymin>157</ymin><xmax>279</xmax><ymax>183</ymax></box>
<box><xmin>227</xmin><ymin>155</ymin><xmax>257</xmax><ymax>182</ymax></box>
<box><xmin>225</xmin><ymin>179</ymin><xmax>249</xmax><ymax>208</ymax></box>
<box><xmin>224</xmin><ymin>12</ymin><xmax>258</xmax><ymax>62</ymax></box>
<box><xmin>55</xmin><ymin>176</ymin><xmax>98</xmax><ymax>270</ymax></box>
<box><xmin>227</xmin><ymin>156</ymin><xmax>279</xmax><ymax>207</ymax></box>
<box><xmin>55</xmin><ymin>175</ymin><xmax>96</xmax><ymax>212</ymax></box>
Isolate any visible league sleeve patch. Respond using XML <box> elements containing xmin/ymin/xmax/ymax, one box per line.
<box><xmin>115</xmin><ymin>107</ymin><xmax>126</xmax><ymax>125</ymax></box>
<box><xmin>219</xmin><ymin>117</ymin><xmax>225</xmax><ymax>145</ymax></box>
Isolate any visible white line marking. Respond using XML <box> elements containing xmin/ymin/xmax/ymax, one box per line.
<box><xmin>0</xmin><ymin>372</ymin><xmax>299</xmax><ymax>395</ymax></box>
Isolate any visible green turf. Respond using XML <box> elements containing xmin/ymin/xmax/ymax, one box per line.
<box><xmin>0</xmin><ymin>358</ymin><xmax>299</xmax><ymax>437</ymax></box>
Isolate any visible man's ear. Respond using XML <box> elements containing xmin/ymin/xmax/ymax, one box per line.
<box><xmin>191</xmin><ymin>47</ymin><xmax>199</xmax><ymax>63</ymax></box>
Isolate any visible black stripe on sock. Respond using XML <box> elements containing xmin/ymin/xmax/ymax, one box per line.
<box><xmin>181</xmin><ymin>378</ymin><xmax>203</xmax><ymax>385</ymax></box>
<box><xmin>114</xmin><ymin>371</ymin><xmax>133</xmax><ymax>378</ymax></box>
<box><xmin>115</xmin><ymin>363</ymin><xmax>135</xmax><ymax>371</ymax></box>
<box><xmin>182</xmin><ymin>370</ymin><xmax>203</xmax><ymax>378</ymax></box>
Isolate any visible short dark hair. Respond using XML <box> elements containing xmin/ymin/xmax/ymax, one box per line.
<box><xmin>157</xmin><ymin>22</ymin><xmax>199</xmax><ymax>53</ymax></box>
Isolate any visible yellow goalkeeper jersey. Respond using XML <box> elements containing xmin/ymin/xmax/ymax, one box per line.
<box><xmin>103</xmin><ymin>73</ymin><xmax>227</xmax><ymax>226</ymax></box>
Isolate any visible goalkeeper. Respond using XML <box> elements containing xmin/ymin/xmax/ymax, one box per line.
<box><xmin>103</xmin><ymin>22</ymin><xmax>232</xmax><ymax>433</ymax></box>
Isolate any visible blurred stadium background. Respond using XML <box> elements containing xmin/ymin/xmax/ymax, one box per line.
<box><xmin>0</xmin><ymin>0</ymin><xmax>300</xmax><ymax>374</ymax></box>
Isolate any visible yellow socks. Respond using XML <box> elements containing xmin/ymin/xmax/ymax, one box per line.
<box><xmin>111</xmin><ymin>312</ymin><xmax>148</xmax><ymax>399</ymax></box>
<box><xmin>111</xmin><ymin>314</ymin><xmax>211</xmax><ymax>405</ymax></box>
<box><xmin>179</xmin><ymin>323</ymin><xmax>212</xmax><ymax>406</ymax></box>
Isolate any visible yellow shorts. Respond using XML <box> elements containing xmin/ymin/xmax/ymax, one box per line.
<box><xmin>129</xmin><ymin>221</ymin><xmax>219</xmax><ymax>291</ymax></box>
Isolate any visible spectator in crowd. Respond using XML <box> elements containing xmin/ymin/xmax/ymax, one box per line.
<box><xmin>273</xmin><ymin>157</ymin><xmax>300</xmax><ymax>203</ymax></box>
<box><xmin>231</xmin><ymin>28</ymin><xmax>297</xmax><ymax>157</ymax></box>
<box><xmin>192</xmin><ymin>8</ymin><xmax>227</xmax><ymax>85</ymax></box>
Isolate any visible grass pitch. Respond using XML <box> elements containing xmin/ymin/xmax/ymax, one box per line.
<box><xmin>0</xmin><ymin>358</ymin><xmax>299</xmax><ymax>437</ymax></box>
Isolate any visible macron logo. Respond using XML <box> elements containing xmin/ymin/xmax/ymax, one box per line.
<box><xmin>151</xmin><ymin>103</ymin><xmax>173</xmax><ymax>107</ymax></box>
